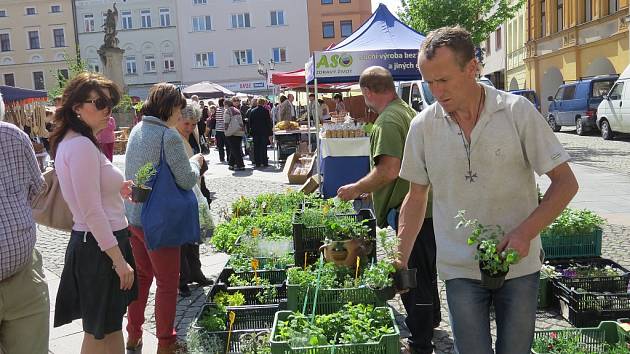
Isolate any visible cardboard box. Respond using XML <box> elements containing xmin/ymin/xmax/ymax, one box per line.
<box><xmin>284</xmin><ymin>152</ymin><xmax>316</xmax><ymax>185</ymax></box>
<box><xmin>300</xmin><ymin>174</ymin><xmax>320</xmax><ymax>194</ymax></box>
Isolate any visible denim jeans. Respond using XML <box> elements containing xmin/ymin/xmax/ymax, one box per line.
<box><xmin>445</xmin><ymin>271</ymin><xmax>539</xmax><ymax>354</ymax></box>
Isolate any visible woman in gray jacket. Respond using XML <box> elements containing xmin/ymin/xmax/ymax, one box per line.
<box><xmin>223</xmin><ymin>99</ymin><xmax>245</xmax><ymax>171</ymax></box>
<box><xmin>124</xmin><ymin>83</ymin><xmax>203</xmax><ymax>354</ymax></box>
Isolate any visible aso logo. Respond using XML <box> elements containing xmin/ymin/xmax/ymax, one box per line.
<box><xmin>316</xmin><ymin>54</ymin><xmax>353</xmax><ymax>68</ymax></box>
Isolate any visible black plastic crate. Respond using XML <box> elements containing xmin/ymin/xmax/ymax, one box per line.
<box><xmin>193</xmin><ymin>303</ymin><xmax>279</xmax><ymax>331</ymax></box>
<box><xmin>209</xmin><ymin>282</ymin><xmax>287</xmax><ymax>305</ymax></box>
<box><xmin>548</xmin><ymin>257</ymin><xmax>630</xmax><ymax>293</ymax></box>
<box><xmin>292</xmin><ymin>208</ymin><xmax>377</xmax><ymax>266</ymax></box>
<box><xmin>189</xmin><ymin>329</ymin><xmax>272</xmax><ymax>354</ymax></box>
<box><xmin>556</xmin><ymin>283</ymin><xmax>630</xmax><ymax>327</ymax></box>
<box><xmin>218</xmin><ymin>267</ymin><xmax>287</xmax><ymax>286</ymax></box>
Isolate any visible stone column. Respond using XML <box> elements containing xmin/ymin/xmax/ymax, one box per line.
<box><xmin>98</xmin><ymin>46</ymin><xmax>126</xmax><ymax>93</ymax></box>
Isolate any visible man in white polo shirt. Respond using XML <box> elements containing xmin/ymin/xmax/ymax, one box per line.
<box><xmin>397</xmin><ymin>26</ymin><xmax>578</xmax><ymax>354</ymax></box>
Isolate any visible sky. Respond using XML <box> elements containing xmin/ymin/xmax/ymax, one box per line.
<box><xmin>371</xmin><ymin>0</ymin><xmax>403</xmax><ymax>17</ymax></box>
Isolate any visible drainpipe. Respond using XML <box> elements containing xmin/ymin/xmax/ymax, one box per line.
<box><xmin>71</xmin><ymin>0</ymin><xmax>81</xmax><ymax>62</ymax></box>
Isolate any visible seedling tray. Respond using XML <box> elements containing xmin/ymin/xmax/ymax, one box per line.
<box><xmin>269</xmin><ymin>307</ymin><xmax>400</xmax><ymax>354</ymax></box>
<box><xmin>532</xmin><ymin>321</ymin><xmax>627</xmax><ymax>353</ymax></box>
<box><xmin>549</xmin><ymin>257</ymin><xmax>630</xmax><ymax>293</ymax></box>
<box><xmin>193</xmin><ymin>303</ymin><xmax>279</xmax><ymax>331</ymax></box>
<box><xmin>555</xmin><ymin>282</ymin><xmax>630</xmax><ymax>327</ymax></box>
<box><xmin>218</xmin><ymin>267</ymin><xmax>287</xmax><ymax>286</ymax></box>
<box><xmin>209</xmin><ymin>282</ymin><xmax>287</xmax><ymax>305</ymax></box>
<box><xmin>541</xmin><ymin>228</ymin><xmax>602</xmax><ymax>259</ymax></box>
<box><xmin>286</xmin><ymin>283</ymin><xmax>385</xmax><ymax>314</ymax></box>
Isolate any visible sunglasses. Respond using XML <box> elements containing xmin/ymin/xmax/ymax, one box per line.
<box><xmin>84</xmin><ymin>97</ymin><xmax>113</xmax><ymax>110</ymax></box>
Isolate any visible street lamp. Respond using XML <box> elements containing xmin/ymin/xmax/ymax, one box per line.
<box><xmin>257</xmin><ymin>59</ymin><xmax>275</xmax><ymax>97</ymax></box>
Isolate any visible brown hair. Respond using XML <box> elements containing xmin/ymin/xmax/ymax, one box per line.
<box><xmin>141</xmin><ymin>83</ymin><xmax>187</xmax><ymax>121</ymax></box>
<box><xmin>49</xmin><ymin>72</ymin><xmax>121</xmax><ymax>158</ymax></box>
<box><xmin>419</xmin><ymin>26</ymin><xmax>475</xmax><ymax>69</ymax></box>
<box><xmin>359</xmin><ymin>66</ymin><xmax>395</xmax><ymax>93</ymax></box>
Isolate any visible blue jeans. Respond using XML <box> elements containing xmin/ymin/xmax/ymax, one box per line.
<box><xmin>445</xmin><ymin>271</ymin><xmax>539</xmax><ymax>354</ymax></box>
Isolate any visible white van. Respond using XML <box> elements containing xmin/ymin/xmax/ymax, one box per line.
<box><xmin>398</xmin><ymin>77</ymin><xmax>494</xmax><ymax>113</ymax></box>
<box><xmin>596</xmin><ymin>64</ymin><xmax>630</xmax><ymax>140</ymax></box>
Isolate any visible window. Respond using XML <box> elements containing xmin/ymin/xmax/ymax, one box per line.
<box><xmin>33</xmin><ymin>71</ymin><xmax>44</xmax><ymax>90</ymax></box>
<box><xmin>592</xmin><ymin>80</ymin><xmax>615</xmax><ymax>98</ymax></box>
<box><xmin>495</xmin><ymin>28</ymin><xmax>501</xmax><ymax>50</ymax></box>
<box><xmin>270</xmin><ymin>11</ymin><xmax>285</xmax><ymax>26</ymax></box>
<box><xmin>126</xmin><ymin>56</ymin><xmax>137</xmax><ymax>74</ymax></box>
<box><xmin>562</xmin><ymin>85</ymin><xmax>576</xmax><ymax>100</ymax></box>
<box><xmin>554</xmin><ymin>87</ymin><xmax>564</xmax><ymax>100</ymax></box>
<box><xmin>58</xmin><ymin>69</ymin><xmax>69</xmax><ymax>80</ymax></box>
<box><xmin>321</xmin><ymin>0</ymin><xmax>333</xmax><ymax>4</ymax></box>
<box><xmin>340</xmin><ymin>0</ymin><xmax>351</xmax><ymax>2</ymax></box>
<box><xmin>144</xmin><ymin>55</ymin><xmax>156</xmax><ymax>72</ymax></box>
<box><xmin>194</xmin><ymin>52</ymin><xmax>215</xmax><ymax>67</ymax></box>
<box><xmin>53</xmin><ymin>28</ymin><xmax>65</xmax><ymax>47</ymax></box>
<box><xmin>272</xmin><ymin>47</ymin><xmax>287</xmax><ymax>63</ymax></box>
<box><xmin>557</xmin><ymin>0</ymin><xmax>563</xmax><ymax>32</ymax></box>
<box><xmin>0</xmin><ymin>33</ymin><xmax>10</xmax><ymax>52</ymax></box>
<box><xmin>160</xmin><ymin>8</ymin><xmax>171</xmax><ymax>27</ymax></box>
<box><xmin>541</xmin><ymin>0</ymin><xmax>546</xmax><ymax>37</ymax></box>
<box><xmin>0</xmin><ymin>10</ymin><xmax>6</xmax><ymax>17</ymax></box>
<box><xmin>26</xmin><ymin>7</ymin><xmax>36</xmax><ymax>15</ymax></box>
<box><xmin>164</xmin><ymin>56</ymin><xmax>175</xmax><ymax>71</ymax></box>
<box><xmin>485</xmin><ymin>38</ymin><xmax>491</xmax><ymax>55</ymax></box>
<box><xmin>141</xmin><ymin>10</ymin><xmax>151</xmax><ymax>28</ymax></box>
<box><xmin>609</xmin><ymin>0</ymin><xmax>618</xmax><ymax>14</ymax></box>
<box><xmin>84</xmin><ymin>14</ymin><xmax>95</xmax><ymax>32</ymax></box>
<box><xmin>608</xmin><ymin>82</ymin><xmax>624</xmax><ymax>99</ymax></box>
<box><xmin>192</xmin><ymin>16</ymin><xmax>212</xmax><ymax>31</ymax></box>
<box><xmin>231</xmin><ymin>13</ymin><xmax>251</xmax><ymax>28</ymax></box>
<box><xmin>122</xmin><ymin>10</ymin><xmax>132</xmax><ymax>29</ymax></box>
<box><xmin>51</xmin><ymin>5</ymin><xmax>61</xmax><ymax>13</ymax></box>
<box><xmin>340</xmin><ymin>20</ymin><xmax>352</xmax><ymax>37</ymax></box>
<box><xmin>322</xmin><ymin>22</ymin><xmax>334</xmax><ymax>38</ymax></box>
<box><xmin>584</xmin><ymin>0</ymin><xmax>592</xmax><ymax>22</ymax></box>
<box><xmin>4</xmin><ymin>73</ymin><xmax>14</xmax><ymax>87</ymax></box>
<box><xmin>193</xmin><ymin>0</ymin><xmax>207</xmax><ymax>4</ymax></box>
<box><xmin>28</xmin><ymin>31</ymin><xmax>40</xmax><ymax>49</ymax></box>
<box><xmin>233</xmin><ymin>49</ymin><xmax>253</xmax><ymax>65</ymax></box>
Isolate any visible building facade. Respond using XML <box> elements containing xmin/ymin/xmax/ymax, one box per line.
<box><xmin>306</xmin><ymin>0</ymin><xmax>372</xmax><ymax>52</ymax></box>
<box><xmin>0</xmin><ymin>0</ymin><xmax>77</xmax><ymax>91</ymax></box>
<box><xmin>175</xmin><ymin>0</ymin><xmax>310</xmax><ymax>96</ymax></box>
<box><xmin>75</xmin><ymin>0</ymin><xmax>182</xmax><ymax>98</ymax></box>
<box><xmin>481</xmin><ymin>24</ymin><xmax>506</xmax><ymax>89</ymax></box>
<box><xmin>506</xmin><ymin>0</ymin><xmax>528</xmax><ymax>90</ymax></box>
<box><xmin>525</xmin><ymin>0</ymin><xmax>629</xmax><ymax>114</ymax></box>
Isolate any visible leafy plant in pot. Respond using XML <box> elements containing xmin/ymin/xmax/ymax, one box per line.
<box><xmin>456</xmin><ymin>211</ymin><xmax>520</xmax><ymax>290</ymax></box>
<box><xmin>320</xmin><ymin>218</ymin><xmax>372</xmax><ymax>267</ymax></box>
<box><xmin>132</xmin><ymin>162</ymin><xmax>156</xmax><ymax>203</ymax></box>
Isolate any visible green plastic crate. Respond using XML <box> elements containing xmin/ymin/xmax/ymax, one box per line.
<box><xmin>541</xmin><ymin>228</ymin><xmax>602</xmax><ymax>259</ymax></box>
<box><xmin>538</xmin><ymin>277</ymin><xmax>552</xmax><ymax>308</ymax></box>
<box><xmin>286</xmin><ymin>283</ymin><xmax>385</xmax><ymax>314</ymax></box>
<box><xmin>531</xmin><ymin>321</ymin><xmax>627</xmax><ymax>353</ymax></box>
<box><xmin>269</xmin><ymin>308</ymin><xmax>400</xmax><ymax>354</ymax></box>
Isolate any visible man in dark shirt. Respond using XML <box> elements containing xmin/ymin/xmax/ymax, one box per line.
<box><xmin>248</xmin><ymin>98</ymin><xmax>273</xmax><ymax>167</ymax></box>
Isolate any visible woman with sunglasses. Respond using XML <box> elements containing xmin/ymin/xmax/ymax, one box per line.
<box><xmin>50</xmin><ymin>72</ymin><xmax>138</xmax><ymax>354</ymax></box>
<box><xmin>124</xmin><ymin>83</ymin><xmax>203</xmax><ymax>354</ymax></box>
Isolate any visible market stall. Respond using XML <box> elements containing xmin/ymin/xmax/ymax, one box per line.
<box><xmin>304</xmin><ymin>3</ymin><xmax>426</xmax><ymax>196</ymax></box>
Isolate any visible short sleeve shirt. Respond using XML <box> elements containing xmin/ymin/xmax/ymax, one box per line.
<box><xmin>370</xmin><ymin>98</ymin><xmax>417</xmax><ymax>228</ymax></box>
<box><xmin>399</xmin><ymin>85</ymin><xmax>570</xmax><ymax>281</ymax></box>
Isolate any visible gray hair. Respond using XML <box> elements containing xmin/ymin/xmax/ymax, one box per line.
<box><xmin>181</xmin><ymin>102</ymin><xmax>202</xmax><ymax>122</ymax></box>
<box><xmin>0</xmin><ymin>92</ymin><xmax>4</xmax><ymax>122</ymax></box>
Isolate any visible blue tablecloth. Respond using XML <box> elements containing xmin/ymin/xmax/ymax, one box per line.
<box><xmin>320</xmin><ymin>155</ymin><xmax>370</xmax><ymax>198</ymax></box>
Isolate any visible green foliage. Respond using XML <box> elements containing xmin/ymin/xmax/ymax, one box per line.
<box><xmin>197</xmin><ymin>305</ymin><xmax>227</xmax><ymax>332</ymax></box>
<box><xmin>48</xmin><ymin>55</ymin><xmax>90</xmax><ymax>100</ymax></box>
<box><xmin>362</xmin><ymin>261</ymin><xmax>396</xmax><ymax>289</ymax></box>
<box><xmin>186</xmin><ymin>329</ymin><xmax>224</xmax><ymax>353</ymax></box>
<box><xmin>230</xmin><ymin>191</ymin><xmax>315</xmax><ymax>217</ymax></box>
<box><xmin>324</xmin><ymin>218</ymin><xmax>370</xmax><ymax>241</ymax></box>
<box><xmin>212</xmin><ymin>291</ymin><xmax>245</xmax><ymax>307</ymax></box>
<box><xmin>456</xmin><ymin>211</ymin><xmax>520</xmax><ymax>276</ymax></box>
<box><xmin>287</xmin><ymin>262</ymin><xmax>357</xmax><ymax>289</ymax></box>
<box><xmin>377</xmin><ymin>229</ymin><xmax>400</xmax><ymax>264</ymax></box>
<box><xmin>226</xmin><ymin>274</ymin><xmax>278</xmax><ymax>304</ymax></box>
<box><xmin>211</xmin><ymin>212</ymin><xmax>293</xmax><ymax>253</ymax></box>
<box><xmin>134</xmin><ymin>162</ymin><xmax>156</xmax><ymax>187</ymax></box>
<box><xmin>275</xmin><ymin>303</ymin><xmax>395</xmax><ymax>347</ymax></box>
<box><xmin>113</xmin><ymin>93</ymin><xmax>134</xmax><ymax>113</ymax></box>
<box><xmin>543</xmin><ymin>208</ymin><xmax>606</xmax><ymax>237</ymax></box>
<box><xmin>540</xmin><ymin>263</ymin><xmax>561</xmax><ymax>279</ymax></box>
<box><xmin>398</xmin><ymin>0</ymin><xmax>525</xmax><ymax>50</ymax></box>
<box><xmin>532</xmin><ymin>331</ymin><xmax>630</xmax><ymax>353</ymax></box>
<box><xmin>227</xmin><ymin>255</ymin><xmax>293</xmax><ymax>272</ymax></box>
<box><xmin>240</xmin><ymin>331</ymin><xmax>271</xmax><ymax>354</ymax></box>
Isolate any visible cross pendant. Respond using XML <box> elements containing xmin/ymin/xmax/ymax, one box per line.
<box><xmin>465</xmin><ymin>170</ymin><xmax>477</xmax><ymax>183</ymax></box>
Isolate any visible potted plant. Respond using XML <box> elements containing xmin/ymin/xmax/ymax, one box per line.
<box><xmin>456</xmin><ymin>211</ymin><xmax>520</xmax><ymax>289</ymax></box>
<box><xmin>132</xmin><ymin>162</ymin><xmax>156</xmax><ymax>202</ymax></box>
<box><xmin>363</xmin><ymin>260</ymin><xmax>397</xmax><ymax>301</ymax></box>
<box><xmin>320</xmin><ymin>218</ymin><xmax>372</xmax><ymax>266</ymax></box>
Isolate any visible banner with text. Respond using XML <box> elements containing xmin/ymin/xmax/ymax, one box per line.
<box><xmin>306</xmin><ymin>49</ymin><xmax>421</xmax><ymax>84</ymax></box>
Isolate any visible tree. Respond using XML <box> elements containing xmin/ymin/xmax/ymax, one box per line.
<box><xmin>399</xmin><ymin>0</ymin><xmax>525</xmax><ymax>61</ymax></box>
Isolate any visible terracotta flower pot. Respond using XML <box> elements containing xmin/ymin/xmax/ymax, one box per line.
<box><xmin>479</xmin><ymin>262</ymin><xmax>508</xmax><ymax>290</ymax></box>
<box><xmin>131</xmin><ymin>186</ymin><xmax>151</xmax><ymax>203</ymax></box>
<box><xmin>320</xmin><ymin>239</ymin><xmax>371</xmax><ymax>267</ymax></box>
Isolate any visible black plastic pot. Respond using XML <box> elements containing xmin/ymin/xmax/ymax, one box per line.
<box><xmin>371</xmin><ymin>285</ymin><xmax>396</xmax><ymax>301</ymax></box>
<box><xmin>479</xmin><ymin>263</ymin><xmax>508</xmax><ymax>290</ymax></box>
<box><xmin>394</xmin><ymin>268</ymin><xmax>418</xmax><ymax>291</ymax></box>
<box><xmin>131</xmin><ymin>186</ymin><xmax>151</xmax><ymax>203</ymax></box>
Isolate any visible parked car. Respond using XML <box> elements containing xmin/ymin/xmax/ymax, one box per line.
<box><xmin>398</xmin><ymin>78</ymin><xmax>494</xmax><ymax>113</ymax></box>
<box><xmin>510</xmin><ymin>90</ymin><xmax>541</xmax><ymax>112</ymax></box>
<box><xmin>596</xmin><ymin>65</ymin><xmax>630</xmax><ymax>139</ymax></box>
<box><xmin>546</xmin><ymin>75</ymin><xmax>617</xmax><ymax>135</ymax></box>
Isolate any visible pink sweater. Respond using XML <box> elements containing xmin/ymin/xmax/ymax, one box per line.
<box><xmin>97</xmin><ymin>116</ymin><xmax>116</xmax><ymax>144</ymax></box>
<box><xmin>55</xmin><ymin>131</ymin><xmax>128</xmax><ymax>251</ymax></box>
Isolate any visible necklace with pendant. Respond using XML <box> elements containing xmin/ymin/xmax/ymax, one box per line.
<box><xmin>454</xmin><ymin>86</ymin><xmax>484</xmax><ymax>183</ymax></box>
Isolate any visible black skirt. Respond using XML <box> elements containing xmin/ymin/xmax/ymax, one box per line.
<box><xmin>54</xmin><ymin>228</ymin><xmax>138</xmax><ymax>339</ymax></box>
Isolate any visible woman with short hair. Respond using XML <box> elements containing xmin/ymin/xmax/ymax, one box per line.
<box><xmin>223</xmin><ymin>100</ymin><xmax>245</xmax><ymax>171</ymax></box>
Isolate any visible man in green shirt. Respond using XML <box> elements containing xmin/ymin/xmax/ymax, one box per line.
<box><xmin>337</xmin><ymin>66</ymin><xmax>440</xmax><ymax>354</ymax></box>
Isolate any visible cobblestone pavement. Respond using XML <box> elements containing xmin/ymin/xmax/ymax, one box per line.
<box><xmin>38</xmin><ymin>144</ymin><xmax>630</xmax><ymax>353</ymax></box>
<box><xmin>554</xmin><ymin>128</ymin><xmax>630</xmax><ymax>177</ymax></box>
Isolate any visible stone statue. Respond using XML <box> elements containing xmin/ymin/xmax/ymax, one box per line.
<box><xmin>102</xmin><ymin>2</ymin><xmax>119</xmax><ymax>49</ymax></box>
